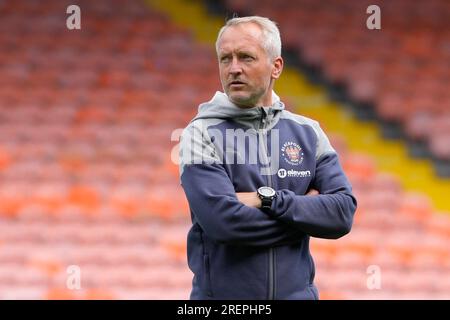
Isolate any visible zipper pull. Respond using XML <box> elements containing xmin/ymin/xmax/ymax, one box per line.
<box><xmin>260</xmin><ymin>107</ymin><xmax>268</xmax><ymax>128</ymax></box>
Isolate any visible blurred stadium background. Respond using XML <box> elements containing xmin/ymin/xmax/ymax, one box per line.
<box><xmin>0</xmin><ymin>0</ymin><xmax>449</xmax><ymax>299</ymax></box>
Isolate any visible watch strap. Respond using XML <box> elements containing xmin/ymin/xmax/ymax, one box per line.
<box><xmin>261</xmin><ymin>197</ymin><xmax>273</xmax><ymax>210</ymax></box>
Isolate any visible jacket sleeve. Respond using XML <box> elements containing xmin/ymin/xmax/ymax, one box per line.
<box><xmin>269</xmin><ymin>123</ymin><xmax>357</xmax><ymax>239</ymax></box>
<box><xmin>179</xmin><ymin>122</ymin><xmax>303</xmax><ymax>247</ymax></box>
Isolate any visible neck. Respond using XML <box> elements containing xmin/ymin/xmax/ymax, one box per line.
<box><xmin>255</xmin><ymin>91</ymin><xmax>273</xmax><ymax>108</ymax></box>
<box><xmin>236</xmin><ymin>90</ymin><xmax>274</xmax><ymax>109</ymax></box>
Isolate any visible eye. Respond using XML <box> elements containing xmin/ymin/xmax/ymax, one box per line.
<box><xmin>220</xmin><ymin>55</ymin><xmax>231</xmax><ymax>63</ymax></box>
<box><xmin>241</xmin><ymin>54</ymin><xmax>254</xmax><ymax>62</ymax></box>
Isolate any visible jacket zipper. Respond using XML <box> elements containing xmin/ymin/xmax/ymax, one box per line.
<box><xmin>258</xmin><ymin>107</ymin><xmax>275</xmax><ymax>300</ymax></box>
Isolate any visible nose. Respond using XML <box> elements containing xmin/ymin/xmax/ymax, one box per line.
<box><xmin>229</xmin><ymin>57</ymin><xmax>242</xmax><ymax>76</ymax></box>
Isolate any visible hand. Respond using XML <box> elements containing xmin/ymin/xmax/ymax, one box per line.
<box><xmin>306</xmin><ymin>189</ymin><xmax>319</xmax><ymax>196</ymax></box>
<box><xmin>236</xmin><ymin>192</ymin><xmax>261</xmax><ymax>208</ymax></box>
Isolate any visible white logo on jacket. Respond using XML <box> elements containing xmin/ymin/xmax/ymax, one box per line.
<box><xmin>277</xmin><ymin>168</ymin><xmax>311</xmax><ymax>178</ymax></box>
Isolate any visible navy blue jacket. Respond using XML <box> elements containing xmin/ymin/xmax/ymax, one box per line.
<box><xmin>179</xmin><ymin>91</ymin><xmax>357</xmax><ymax>299</ymax></box>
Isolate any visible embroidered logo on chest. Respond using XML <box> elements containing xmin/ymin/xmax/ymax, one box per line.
<box><xmin>281</xmin><ymin>141</ymin><xmax>304</xmax><ymax>166</ymax></box>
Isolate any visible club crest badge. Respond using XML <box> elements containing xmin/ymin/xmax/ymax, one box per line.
<box><xmin>281</xmin><ymin>141</ymin><xmax>304</xmax><ymax>166</ymax></box>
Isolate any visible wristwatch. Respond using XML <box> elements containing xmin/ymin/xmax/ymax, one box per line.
<box><xmin>257</xmin><ymin>186</ymin><xmax>277</xmax><ymax>211</ymax></box>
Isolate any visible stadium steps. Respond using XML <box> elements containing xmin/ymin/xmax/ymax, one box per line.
<box><xmin>145</xmin><ymin>0</ymin><xmax>450</xmax><ymax>212</ymax></box>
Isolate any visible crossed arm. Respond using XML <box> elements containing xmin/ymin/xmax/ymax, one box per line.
<box><xmin>236</xmin><ymin>153</ymin><xmax>357</xmax><ymax>240</ymax></box>
<box><xmin>181</xmin><ymin>153</ymin><xmax>356</xmax><ymax>246</ymax></box>
<box><xmin>236</xmin><ymin>189</ymin><xmax>319</xmax><ymax>208</ymax></box>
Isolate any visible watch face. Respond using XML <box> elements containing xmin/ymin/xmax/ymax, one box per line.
<box><xmin>258</xmin><ymin>187</ymin><xmax>275</xmax><ymax>197</ymax></box>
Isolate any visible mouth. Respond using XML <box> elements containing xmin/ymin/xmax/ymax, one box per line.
<box><xmin>229</xmin><ymin>80</ymin><xmax>246</xmax><ymax>88</ymax></box>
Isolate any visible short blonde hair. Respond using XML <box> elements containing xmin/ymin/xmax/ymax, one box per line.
<box><xmin>215</xmin><ymin>16</ymin><xmax>282</xmax><ymax>61</ymax></box>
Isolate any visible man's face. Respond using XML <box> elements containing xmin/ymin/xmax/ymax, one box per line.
<box><xmin>217</xmin><ymin>23</ymin><xmax>282</xmax><ymax>108</ymax></box>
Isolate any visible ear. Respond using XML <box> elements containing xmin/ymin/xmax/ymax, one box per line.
<box><xmin>271</xmin><ymin>56</ymin><xmax>283</xmax><ymax>79</ymax></box>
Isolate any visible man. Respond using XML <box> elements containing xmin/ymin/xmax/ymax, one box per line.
<box><xmin>179</xmin><ymin>16</ymin><xmax>357</xmax><ymax>300</ymax></box>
